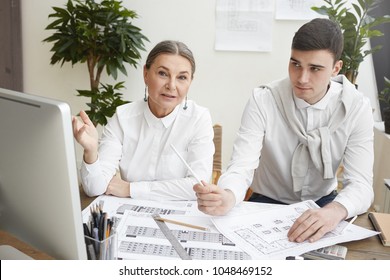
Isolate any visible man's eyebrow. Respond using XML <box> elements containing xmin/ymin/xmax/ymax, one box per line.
<box><xmin>290</xmin><ymin>57</ymin><xmax>325</xmax><ymax>69</ymax></box>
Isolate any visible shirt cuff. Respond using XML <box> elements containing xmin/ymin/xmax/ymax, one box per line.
<box><xmin>130</xmin><ymin>181</ymin><xmax>152</xmax><ymax>199</ymax></box>
<box><xmin>218</xmin><ymin>177</ymin><xmax>247</xmax><ymax>206</ymax></box>
<box><xmin>80</xmin><ymin>158</ymin><xmax>101</xmax><ymax>176</ymax></box>
<box><xmin>333</xmin><ymin>196</ymin><xmax>355</xmax><ymax>219</ymax></box>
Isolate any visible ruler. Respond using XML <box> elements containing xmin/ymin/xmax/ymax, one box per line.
<box><xmin>152</xmin><ymin>214</ymin><xmax>192</xmax><ymax>260</ymax></box>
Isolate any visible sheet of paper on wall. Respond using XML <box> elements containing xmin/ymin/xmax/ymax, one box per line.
<box><xmin>115</xmin><ymin>210</ymin><xmax>251</xmax><ymax>260</ymax></box>
<box><xmin>215</xmin><ymin>0</ymin><xmax>273</xmax><ymax>52</ymax></box>
<box><xmin>275</xmin><ymin>0</ymin><xmax>327</xmax><ymax>20</ymax></box>
<box><xmin>212</xmin><ymin>200</ymin><xmax>379</xmax><ymax>259</ymax></box>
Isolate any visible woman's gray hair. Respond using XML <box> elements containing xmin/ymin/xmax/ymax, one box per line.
<box><xmin>145</xmin><ymin>40</ymin><xmax>196</xmax><ymax>78</ymax></box>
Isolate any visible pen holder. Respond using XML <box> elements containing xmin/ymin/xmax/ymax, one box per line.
<box><xmin>84</xmin><ymin>231</ymin><xmax>117</xmax><ymax>260</ymax></box>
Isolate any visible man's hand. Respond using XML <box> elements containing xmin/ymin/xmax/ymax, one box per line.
<box><xmin>287</xmin><ymin>201</ymin><xmax>348</xmax><ymax>243</ymax></box>
<box><xmin>193</xmin><ymin>181</ymin><xmax>236</xmax><ymax>216</ymax></box>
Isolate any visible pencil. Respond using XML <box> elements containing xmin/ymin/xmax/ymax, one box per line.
<box><xmin>341</xmin><ymin>215</ymin><xmax>357</xmax><ymax>234</ymax></box>
<box><xmin>170</xmin><ymin>144</ymin><xmax>204</xmax><ymax>186</ymax></box>
<box><xmin>155</xmin><ymin>217</ymin><xmax>210</xmax><ymax>231</ymax></box>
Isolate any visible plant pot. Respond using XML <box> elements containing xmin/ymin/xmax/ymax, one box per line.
<box><xmin>383</xmin><ymin>107</ymin><xmax>390</xmax><ymax>134</ymax></box>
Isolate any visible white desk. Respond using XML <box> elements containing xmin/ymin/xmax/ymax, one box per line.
<box><xmin>373</xmin><ymin>122</ymin><xmax>390</xmax><ymax>211</ymax></box>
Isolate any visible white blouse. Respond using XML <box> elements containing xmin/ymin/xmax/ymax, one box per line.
<box><xmin>80</xmin><ymin>99</ymin><xmax>214</xmax><ymax>201</ymax></box>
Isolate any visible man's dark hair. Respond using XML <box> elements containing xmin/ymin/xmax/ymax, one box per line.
<box><xmin>291</xmin><ymin>18</ymin><xmax>343</xmax><ymax>63</ymax></box>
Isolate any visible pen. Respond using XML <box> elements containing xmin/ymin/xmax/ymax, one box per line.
<box><xmin>83</xmin><ymin>223</ymin><xmax>97</xmax><ymax>260</ymax></box>
<box><xmin>286</xmin><ymin>256</ymin><xmax>304</xmax><ymax>260</ymax></box>
<box><xmin>103</xmin><ymin>213</ymin><xmax>108</xmax><ymax>239</ymax></box>
<box><xmin>102</xmin><ymin>213</ymin><xmax>108</xmax><ymax>260</ymax></box>
<box><xmin>170</xmin><ymin>144</ymin><xmax>205</xmax><ymax>186</ymax></box>
<box><xmin>341</xmin><ymin>215</ymin><xmax>357</xmax><ymax>234</ymax></box>
<box><xmin>155</xmin><ymin>217</ymin><xmax>210</xmax><ymax>231</ymax></box>
<box><xmin>83</xmin><ymin>223</ymin><xmax>91</xmax><ymax>237</ymax></box>
<box><xmin>92</xmin><ymin>227</ymin><xmax>100</xmax><ymax>255</ymax></box>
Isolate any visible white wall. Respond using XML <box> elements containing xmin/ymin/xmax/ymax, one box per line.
<box><xmin>21</xmin><ymin>0</ymin><xmax>380</xmax><ymax>169</ymax></box>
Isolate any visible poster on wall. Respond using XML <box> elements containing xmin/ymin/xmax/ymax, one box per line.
<box><xmin>275</xmin><ymin>0</ymin><xmax>327</xmax><ymax>20</ymax></box>
<box><xmin>215</xmin><ymin>0</ymin><xmax>273</xmax><ymax>52</ymax></box>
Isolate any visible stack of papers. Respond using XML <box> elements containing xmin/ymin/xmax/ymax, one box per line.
<box><xmin>82</xmin><ymin>196</ymin><xmax>378</xmax><ymax>260</ymax></box>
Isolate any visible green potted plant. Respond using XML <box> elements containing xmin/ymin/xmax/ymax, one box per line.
<box><xmin>312</xmin><ymin>0</ymin><xmax>390</xmax><ymax>84</ymax></box>
<box><xmin>379</xmin><ymin>77</ymin><xmax>390</xmax><ymax>134</ymax></box>
<box><xmin>43</xmin><ymin>0</ymin><xmax>149</xmax><ymax>126</ymax></box>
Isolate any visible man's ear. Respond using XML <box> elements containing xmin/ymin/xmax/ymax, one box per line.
<box><xmin>332</xmin><ymin>60</ymin><xmax>343</xmax><ymax>77</ymax></box>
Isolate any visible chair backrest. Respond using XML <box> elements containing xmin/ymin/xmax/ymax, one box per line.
<box><xmin>212</xmin><ymin>124</ymin><xmax>222</xmax><ymax>184</ymax></box>
<box><xmin>212</xmin><ymin>124</ymin><xmax>253</xmax><ymax>200</ymax></box>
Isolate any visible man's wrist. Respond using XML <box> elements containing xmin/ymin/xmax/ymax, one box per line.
<box><xmin>324</xmin><ymin>201</ymin><xmax>348</xmax><ymax>221</ymax></box>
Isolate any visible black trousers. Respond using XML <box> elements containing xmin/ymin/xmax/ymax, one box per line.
<box><xmin>248</xmin><ymin>190</ymin><xmax>338</xmax><ymax>207</ymax></box>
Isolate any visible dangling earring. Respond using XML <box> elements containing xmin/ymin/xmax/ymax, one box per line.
<box><xmin>144</xmin><ymin>86</ymin><xmax>148</xmax><ymax>102</ymax></box>
<box><xmin>183</xmin><ymin>95</ymin><xmax>188</xmax><ymax>110</ymax></box>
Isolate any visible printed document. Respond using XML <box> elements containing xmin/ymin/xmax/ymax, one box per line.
<box><xmin>212</xmin><ymin>200</ymin><xmax>379</xmax><ymax>259</ymax></box>
<box><xmin>83</xmin><ymin>197</ymin><xmax>378</xmax><ymax>260</ymax></box>
<box><xmin>215</xmin><ymin>0</ymin><xmax>273</xmax><ymax>52</ymax></box>
<box><xmin>115</xmin><ymin>211</ymin><xmax>250</xmax><ymax>260</ymax></box>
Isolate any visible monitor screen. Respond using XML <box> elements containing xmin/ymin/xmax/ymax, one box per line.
<box><xmin>0</xmin><ymin>87</ymin><xmax>87</xmax><ymax>260</ymax></box>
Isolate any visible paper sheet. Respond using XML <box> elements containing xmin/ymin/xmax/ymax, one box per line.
<box><xmin>82</xmin><ymin>197</ymin><xmax>378</xmax><ymax>260</ymax></box>
<box><xmin>215</xmin><ymin>0</ymin><xmax>273</xmax><ymax>52</ymax></box>
<box><xmin>82</xmin><ymin>198</ymin><xmax>276</xmax><ymax>260</ymax></box>
<box><xmin>212</xmin><ymin>200</ymin><xmax>379</xmax><ymax>259</ymax></box>
<box><xmin>275</xmin><ymin>0</ymin><xmax>327</xmax><ymax>20</ymax></box>
<box><xmin>115</xmin><ymin>211</ymin><xmax>250</xmax><ymax>260</ymax></box>
<box><xmin>82</xmin><ymin>195</ymin><xmax>206</xmax><ymax>223</ymax></box>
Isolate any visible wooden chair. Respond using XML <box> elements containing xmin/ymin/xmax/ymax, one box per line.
<box><xmin>212</xmin><ymin>124</ymin><xmax>252</xmax><ymax>201</ymax></box>
<box><xmin>336</xmin><ymin>164</ymin><xmax>344</xmax><ymax>192</ymax></box>
<box><xmin>212</xmin><ymin>124</ymin><xmax>222</xmax><ymax>184</ymax></box>
<box><xmin>244</xmin><ymin>188</ymin><xmax>253</xmax><ymax>201</ymax></box>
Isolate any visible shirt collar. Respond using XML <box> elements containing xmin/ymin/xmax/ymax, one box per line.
<box><xmin>294</xmin><ymin>81</ymin><xmax>339</xmax><ymax>110</ymax></box>
<box><xmin>143</xmin><ymin>102</ymin><xmax>180</xmax><ymax>128</ymax></box>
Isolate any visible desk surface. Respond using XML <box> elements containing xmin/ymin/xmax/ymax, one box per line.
<box><xmin>79</xmin><ymin>189</ymin><xmax>390</xmax><ymax>260</ymax></box>
<box><xmin>341</xmin><ymin>213</ymin><xmax>390</xmax><ymax>260</ymax></box>
<box><xmin>0</xmin><ymin>231</ymin><xmax>54</xmax><ymax>260</ymax></box>
<box><xmin>2</xmin><ymin>188</ymin><xmax>389</xmax><ymax>260</ymax></box>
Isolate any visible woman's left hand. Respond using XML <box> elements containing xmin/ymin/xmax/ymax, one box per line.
<box><xmin>105</xmin><ymin>175</ymin><xmax>131</xmax><ymax>197</ymax></box>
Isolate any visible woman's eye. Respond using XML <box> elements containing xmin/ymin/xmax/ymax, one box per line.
<box><xmin>158</xmin><ymin>71</ymin><xmax>167</xmax><ymax>76</ymax></box>
<box><xmin>178</xmin><ymin>75</ymin><xmax>188</xmax><ymax>80</ymax></box>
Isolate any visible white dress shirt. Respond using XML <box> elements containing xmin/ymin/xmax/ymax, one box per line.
<box><xmin>80</xmin><ymin>99</ymin><xmax>214</xmax><ymax>201</ymax></box>
<box><xmin>219</xmin><ymin>78</ymin><xmax>374</xmax><ymax>218</ymax></box>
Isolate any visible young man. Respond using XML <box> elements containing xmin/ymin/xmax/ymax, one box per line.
<box><xmin>194</xmin><ymin>18</ymin><xmax>374</xmax><ymax>243</ymax></box>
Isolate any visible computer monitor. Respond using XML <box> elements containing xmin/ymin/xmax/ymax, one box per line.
<box><xmin>0</xmin><ymin>87</ymin><xmax>87</xmax><ymax>260</ymax></box>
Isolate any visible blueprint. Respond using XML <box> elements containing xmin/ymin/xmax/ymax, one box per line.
<box><xmin>82</xmin><ymin>196</ymin><xmax>252</xmax><ymax>260</ymax></box>
<box><xmin>82</xmin><ymin>195</ymin><xmax>206</xmax><ymax>223</ymax></box>
<box><xmin>115</xmin><ymin>211</ymin><xmax>250</xmax><ymax>260</ymax></box>
<box><xmin>212</xmin><ymin>200</ymin><xmax>379</xmax><ymax>259</ymax></box>
<box><xmin>82</xmin><ymin>197</ymin><xmax>378</xmax><ymax>260</ymax></box>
